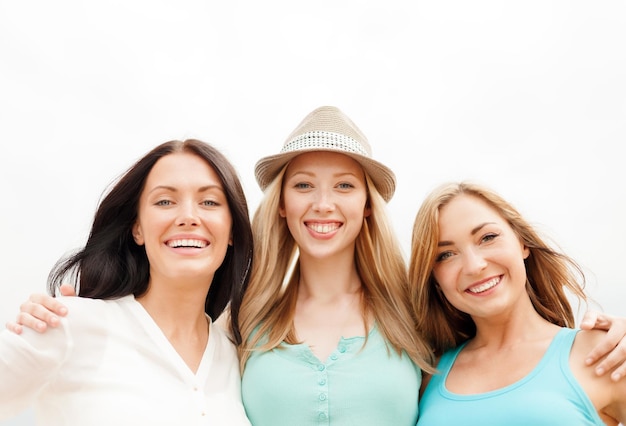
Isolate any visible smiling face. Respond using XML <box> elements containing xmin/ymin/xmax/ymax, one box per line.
<box><xmin>132</xmin><ymin>152</ymin><xmax>233</xmax><ymax>287</ymax></box>
<box><xmin>279</xmin><ymin>151</ymin><xmax>370</xmax><ymax>261</ymax></box>
<box><xmin>432</xmin><ymin>194</ymin><xmax>530</xmax><ymax>320</ymax></box>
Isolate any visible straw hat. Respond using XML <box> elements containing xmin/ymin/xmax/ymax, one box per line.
<box><xmin>254</xmin><ymin>106</ymin><xmax>396</xmax><ymax>202</ymax></box>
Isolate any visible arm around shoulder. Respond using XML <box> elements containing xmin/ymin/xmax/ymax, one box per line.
<box><xmin>572</xmin><ymin>329</ymin><xmax>626</xmax><ymax>425</ymax></box>
<box><xmin>0</xmin><ymin>319</ymin><xmax>71</xmax><ymax>419</ymax></box>
<box><xmin>580</xmin><ymin>310</ymin><xmax>626</xmax><ymax>381</ymax></box>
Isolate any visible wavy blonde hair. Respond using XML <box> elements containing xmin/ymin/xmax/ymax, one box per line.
<box><xmin>239</xmin><ymin>165</ymin><xmax>434</xmax><ymax>373</ymax></box>
<box><xmin>409</xmin><ymin>181</ymin><xmax>589</xmax><ymax>356</ymax></box>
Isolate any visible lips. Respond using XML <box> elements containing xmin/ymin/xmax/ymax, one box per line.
<box><xmin>466</xmin><ymin>276</ymin><xmax>500</xmax><ymax>294</ymax></box>
<box><xmin>305</xmin><ymin>222</ymin><xmax>341</xmax><ymax>234</ymax></box>
<box><xmin>166</xmin><ymin>238</ymin><xmax>208</xmax><ymax>248</ymax></box>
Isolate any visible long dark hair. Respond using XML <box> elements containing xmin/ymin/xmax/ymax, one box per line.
<box><xmin>48</xmin><ymin>139</ymin><xmax>253</xmax><ymax>344</ymax></box>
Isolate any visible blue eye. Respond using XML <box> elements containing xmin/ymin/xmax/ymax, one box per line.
<box><xmin>155</xmin><ymin>199</ymin><xmax>172</xmax><ymax>206</ymax></box>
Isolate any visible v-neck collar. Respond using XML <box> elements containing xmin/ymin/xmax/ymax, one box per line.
<box><xmin>122</xmin><ymin>295</ymin><xmax>216</xmax><ymax>382</ymax></box>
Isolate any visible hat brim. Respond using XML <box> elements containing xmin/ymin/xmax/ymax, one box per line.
<box><xmin>254</xmin><ymin>148</ymin><xmax>396</xmax><ymax>202</ymax></box>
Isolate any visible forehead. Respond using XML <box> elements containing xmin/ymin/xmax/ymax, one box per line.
<box><xmin>286</xmin><ymin>151</ymin><xmax>364</xmax><ymax>176</ymax></box>
<box><xmin>439</xmin><ymin>194</ymin><xmax>503</xmax><ymax>230</ymax></box>
<box><xmin>145</xmin><ymin>152</ymin><xmax>221</xmax><ymax>187</ymax></box>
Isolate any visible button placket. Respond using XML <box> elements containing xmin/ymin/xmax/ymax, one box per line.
<box><xmin>316</xmin><ymin>362</ymin><xmax>329</xmax><ymax>425</ymax></box>
<box><xmin>191</xmin><ymin>380</ymin><xmax>208</xmax><ymax>419</ymax></box>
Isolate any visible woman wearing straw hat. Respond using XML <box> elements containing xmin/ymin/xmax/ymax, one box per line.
<box><xmin>238</xmin><ymin>106</ymin><xmax>626</xmax><ymax>425</ymax></box>
<box><xmin>8</xmin><ymin>107</ymin><xmax>626</xmax><ymax>425</ymax></box>
<box><xmin>6</xmin><ymin>108</ymin><xmax>434</xmax><ymax>425</ymax></box>
<box><xmin>237</xmin><ymin>105</ymin><xmax>435</xmax><ymax>425</ymax></box>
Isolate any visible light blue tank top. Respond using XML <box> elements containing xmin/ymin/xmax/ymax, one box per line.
<box><xmin>242</xmin><ymin>325</ymin><xmax>421</xmax><ymax>426</ymax></box>
<box><xmin>417</xmin><ymin>327</ymin><xmax>604</xmax><ymax>425</ymax></box>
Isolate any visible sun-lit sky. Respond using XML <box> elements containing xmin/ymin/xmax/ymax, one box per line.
<box><xmin>1</xmin><ymin>1</ymin><xmax>625</xmax><ymax>423</ymax></box>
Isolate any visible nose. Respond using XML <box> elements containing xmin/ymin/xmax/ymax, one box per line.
<box><xmin>462</xmin><ymin>247</ymin><xmax>488</xmax><ymax>275</ymax></box>
<box><xmin>312</xmin><ymin>188</ymin><xmax>335</xmax><ymax>213</ymax></box>
<box><xmin>176</xmin><ymin>201</ymin><xmax>199</xmax><ymax>227</ymax></box>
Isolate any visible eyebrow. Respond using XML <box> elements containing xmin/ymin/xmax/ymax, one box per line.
<box><xmin>147</xmin><ymin>184</ymin><xmax>224</xmax><ymax>194</ymax></box>
<box><xmin>288</xmin><ymin>171</ymin><xmax>361</xmax><ymax>179</ymax></box>
<box><xmin>437</xmin><ymin>222</ymin><xmax>496</xmax><ymax>247</ymax></box>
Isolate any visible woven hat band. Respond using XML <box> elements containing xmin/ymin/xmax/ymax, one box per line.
<box><xmin>254</xmin><ymin>106</ymin><xmax>396</xmax><ymax>201</ymax></box>
<box><xmin>282</xmin><ymin>131</ymin><xmax>369</xmax><ymax>157</ymax></box>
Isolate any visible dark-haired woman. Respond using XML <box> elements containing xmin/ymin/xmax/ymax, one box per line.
<box><xmin>0</xmin><ymin>140</ymin><xmax>252</xmax><ymax>425</ymax></box>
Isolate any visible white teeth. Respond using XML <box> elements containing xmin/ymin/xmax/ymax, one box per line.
<box><xmin>468</xmin><ymin>277</ymin><xmax>499</xmax><ymax>294</ymax></box>
<box><xmin>307</xmin><ymin>223</ymin><xmax>340</xmax><ymax>234</ymax></box>
<box><xmin>167</xmin><ymin>239</ymin><xmax>207</xmax><ymax>248</ymax></box>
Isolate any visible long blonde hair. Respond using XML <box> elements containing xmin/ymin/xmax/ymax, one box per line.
<box><xmin>409</xmin><ymin>181</ymin><xmax>589</xmax><ymax>356</ymax></box>
<box><xmin>239</xmin><ymin>164</ymin><xmax>434</xmax><ymax>373</ymax></box>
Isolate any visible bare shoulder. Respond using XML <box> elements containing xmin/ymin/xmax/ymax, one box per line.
<box><xmin>570</xmin><ymin>329</ymin><xmax>611</xmax><ymax>376</ymax></box>
<box><xmin>571</xmin><ymin>329</ymin><xmax>626</xmax><ymax>425</ymax></box>
<box><xmin>571</xmin><ymin>329</ymin><xmax>607</xmax><ymax>354</ymax></box>
<box><xmin>419</xmin><ymin>355</ymin><xmax>441</xmax><ymax>397</ymax></box>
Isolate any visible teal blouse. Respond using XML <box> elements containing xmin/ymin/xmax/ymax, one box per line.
<box><xmin>242</xmin><ymin>325</ymin><xmax>421</xmax><ymax>425</ymax></box>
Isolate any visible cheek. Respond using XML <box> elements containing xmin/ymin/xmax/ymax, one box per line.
<box><xmin>513</xmin><ymin>257</ymin><xmax>529</xmax><ymax>283</ymax></box>
<box><xmin>206</xmin><ymin>213</ymin><xmax>234</xmax><ymax>239</ymax></box>
<box><xmin>433</xmin><ymin>265</ymin><xmax>456</xmax><ymax>293</ymax></box>
<box><xmin>280</xmin><ymin>202</ymin><xmax>300</xmax><ymax>224</ymax></box>
<box><xmin>135</xmin><ymin>213</ymin><xmax>170</xmax><ymax>245</ymax></box>
<box><xmin>284</xmin><ymin>215</ymin><xmax>300</xmax><ymax>237</ymax></box>
<box><xmin>500</xmin><ymin>245</ymin><xmax>528</xmax><ymax>277</ymax></box>
<box><xmin>354</xmin><ymin>207</ymin><xmax>367</xmax><ymax>221</ymax></box>
<box><xmin>348</xmin><ymin>198</ymin><xmax>368</xmax><ymax>221</ymax></box>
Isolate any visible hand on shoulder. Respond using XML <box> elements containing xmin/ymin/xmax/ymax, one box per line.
<box><xmin>572</xmin><ymin>329</ymin><xmax>626</xmax><ymax>425</ymax></box>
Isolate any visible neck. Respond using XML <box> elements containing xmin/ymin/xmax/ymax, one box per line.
<box><xmin>470</xmin><ymin>300</ymin><xmax>558</xmax><ymax>350</ymax></box>
<box><xmin>136</xmin><ymin>277</ymin><xmax>210</xmax><ymax>338</ymax></box>
<box><xmin>298</xmin><ymin>258</ymin><xmax>362</xmax><ymax>301</ymax></box>
<box><xmin>298</xmin><ymin>244</ymin><xmax>360</xmax><ymax>290</ymax></box>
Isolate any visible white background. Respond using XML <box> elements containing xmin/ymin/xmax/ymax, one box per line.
<box><xmin>1</xmin><ymin>1</ymin><xmax>625</xmax><ymax>424</ymax></box>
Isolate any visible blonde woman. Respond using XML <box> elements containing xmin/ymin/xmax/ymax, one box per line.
<box><xmin>9</xmin><ymin>111</ymin><xmax>626</xmax><ymax>425</ymax></box>
<box><xmin>6</xmin><ymin>108</ymin><xmax>433</xmax><ymax>425</ymax></box>
<box><xmin>238</xmin><ymin>106</ymin><xmax>434</xmax><ymax>425</ymax></box>
<box><xmin>411</xmin><ymin>182</ymin><xmax>625</xmax><ymax>425</ymax></box>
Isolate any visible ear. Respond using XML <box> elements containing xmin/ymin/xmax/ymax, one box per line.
<box><xmin>279</xmin><ymin>204</ymin><xmax>286</xmax><ymax>218</ymax></box>
<box><xmin>522</xmin><ymin>245</ymin><xmax>530</xmax><ymax>259</ymax></box>
<box><xmin>132</xmin><ymin>222</ymin><xmax>145</xmax><ymax>246</ymax></box>
<box><xmin>364</xmin><ymin>205</ymin><xmax>371</xmax><ymax>218</ymax></box>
